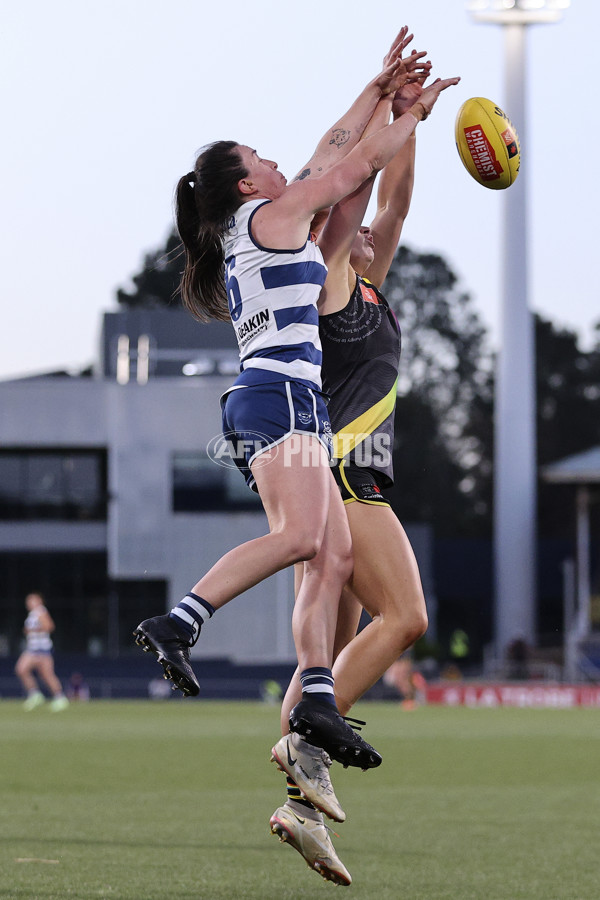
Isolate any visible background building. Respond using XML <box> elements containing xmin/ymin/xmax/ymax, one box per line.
<box><xmin>0</xmin><ymin>309</ymin><xmax>434</xmax><ymax>694</ymax></box>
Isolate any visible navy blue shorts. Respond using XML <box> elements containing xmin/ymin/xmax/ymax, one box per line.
<box><xmin>221</xmin><ymin>380</ymin><xmax>333</xmax><ymax>491</ymax></box>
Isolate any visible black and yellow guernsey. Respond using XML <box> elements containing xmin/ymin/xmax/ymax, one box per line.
<box><xmin>319</xmin><ymin>274</ymin><xmax>401</xmax><ymax>489</ymax></box>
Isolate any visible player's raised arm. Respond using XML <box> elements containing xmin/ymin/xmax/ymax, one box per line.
<box><xmin>316</xmin><ymin>51</ymin><xmax>431</xmax><ymax>271</ymax></box>
<box><xmin>366</xmin><ymin>66</ymin><xmax>432</xmax><ymax>289</ymax></box>
<box><xmin>315</xmin><ymin>95</ymin><xmax>394</xmax><ymax>270</ymax></box>
<box><xmin>292</xmin><ymin>27</ymin><xmax>427</xmax><ymax>182</ymax></box>
<box><xmin>256</xmin><ymin>74</ymin><xmax>460</xmax><ymax>250</ymax></box>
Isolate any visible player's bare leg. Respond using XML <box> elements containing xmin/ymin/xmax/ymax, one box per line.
<box><xmin>330</xmin><ymin>503</ymin><xmax>427</xmax><ymax>712</ymax></box>
<box><xmin>36</xmin><ymin>654</ymin><xmax>64</xmax><ymax>698</ymax></box>
<box><xmin>281</xmin><ymin>503</ymin><xmax>426</xmax><ymax>726</ymax></box>
<box><xmin>15</xmin><ymin>653</ymin><xmax>39</xmax><ymax>695</ymax></box>
<box><xmin>136</xmin><ymin>435</ymin><xmax>345</xmax><ymax>695</ymax></box>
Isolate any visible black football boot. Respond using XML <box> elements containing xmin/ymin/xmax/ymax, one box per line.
<box><xmin>133</xmin><ymin>615</ymin><xmax>200</xmax><ymax>697</ymax></box>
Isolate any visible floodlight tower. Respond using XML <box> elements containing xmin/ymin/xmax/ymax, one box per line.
<box><xmin>467</xmin><ymin>1</ymin><xmax>569</xmax><ymax>660</ymax></box>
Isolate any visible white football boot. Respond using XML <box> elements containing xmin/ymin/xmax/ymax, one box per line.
<box><xmin>270</xmin><ymin>803</ymin><xmax>351</xmax><ymax>887</ymax></box>
<box><xmin>23</xmin><ymin>691</ymin><xmax>45</xmax><ymax>711</ymax></box>
<box><xmin>270</xmin><ymin>732</ymin><xmax>345</xmax><ymax>822</ymax></box>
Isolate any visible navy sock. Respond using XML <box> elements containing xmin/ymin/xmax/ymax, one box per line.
<box><xmin>169</xmin><ymin>592</ymin><xmax>215</xmax><ymax>642</ymax></box>
<box><xmin>300</xmin><ymin>666</ymin><xmax>336</xmax><ymax>707</ymax></box>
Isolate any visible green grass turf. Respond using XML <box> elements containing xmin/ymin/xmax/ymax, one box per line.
<box><xmin>0</xmin><ymin>700</ymin><xmax>599</xmax><ymax>900</ymax></box>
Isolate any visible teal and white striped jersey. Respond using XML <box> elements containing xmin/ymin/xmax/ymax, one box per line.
<box><xmin>223</xmin><ymin>199</ymin><xmax>327</xmax><ymax>391</ymax></box>
<box><xmin>25</xmin><ymin>605</ymin><xmax>53</xmax><ymax>652</ymax></box>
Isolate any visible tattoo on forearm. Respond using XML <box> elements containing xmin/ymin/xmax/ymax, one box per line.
<box><xmin>294</xmin><ymin>168</ymin><xmax>311</xmax><ymax>182</ymax></box>
<box><xmin>329</xmin><ymin>128</ymin><xmax>350</xmax><ymax>148</ymax></box>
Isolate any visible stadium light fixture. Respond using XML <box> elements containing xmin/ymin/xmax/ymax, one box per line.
<box><xmin>468</xmin><ymin>0</ymin><xmax>569</xmax><ymax>25</ymax></box>
<box><xmin>467</xmin><ymin>0</ymin><xmax>568</xmax><ymax>661</ymax></box>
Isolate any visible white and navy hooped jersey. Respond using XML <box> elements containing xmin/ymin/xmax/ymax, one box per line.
<box><xmin>223</xmin><ymin>199</ymin><xmax>327</xmax><ymax>391</ymax></box>
<box><xmin>25</xmin><ymin>606</ymin><xmax>53</xmax><ymax>653</ymax></box>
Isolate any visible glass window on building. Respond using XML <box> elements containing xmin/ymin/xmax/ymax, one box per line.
<box><xmin>0</xmin><ymin>455</ymin><xmax>22</xmax><ymax>515</ymax></box>
<box><xmin>0</xmin><ymin>449</ymin><xmax>107</xmax><ymax>520</ymax></box>
<box><xmin>110</xmin><ymin>579</ymin><xmax>167</xmax><ymax>655</ymax></box>
<box><xmin>173</xmin><ymin>452</ymin><xmax>262</xmax><ymax>512</ymax></box>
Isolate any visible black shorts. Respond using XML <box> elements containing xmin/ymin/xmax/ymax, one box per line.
<box><xmin>332</xmin><ymin>462</ymin><xmax>391</xmax><ymax>506</ymax></box>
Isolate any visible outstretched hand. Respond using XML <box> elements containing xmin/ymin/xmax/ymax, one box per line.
<box><xmin>414</xmin><ymin>75</ymin><xmax>461</xmax><ymax>119</ymax></box>
<box><xmin>376</xmin><ymin>26</ymin><xmax>431</xmax><ymax>98</ymax></box>
<box><xmin>392</xmin><ymin>50</ymin><xmax>433</xmax><ymax>117</ymax></box>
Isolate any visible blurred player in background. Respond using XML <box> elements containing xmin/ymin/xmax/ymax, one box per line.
<box><xmin>383</xmin><ymin>654</ymin><xmax>427</xmax><ymax>709</ymax></box>
<box><xmin>66</xmin><ymin>671</ymin><xmax>91</xmax><ymax>702</ymax></box>
<box><xmin>15</xmin><ymin>592</ymin><xmax>69</xmax><ymax>711</ymax></box>
<box><xmin>270</xmin><ymin>36</ymin><xmax>458</xmax><ymax>885</ymax></box>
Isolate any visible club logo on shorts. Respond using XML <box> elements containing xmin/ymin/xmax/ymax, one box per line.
<box><xmin>359</xmin><ymin>482</ymin><xmax>385</xmax><ymax>502</ymax></box>
<box><xmin>321</xmin><ymin>420</ymin><xmax>333</xmax><ymax>457</ymax></box>
<box><xmin>297</xmin><ymin>411</ymin><xmax>313</xmax><ymax>425</ymax></box>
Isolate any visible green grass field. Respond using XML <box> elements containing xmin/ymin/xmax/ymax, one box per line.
<box><xmin>0</xmin><ymin>700</ymin><xmax>599</xmax><ymax>900</ymax></box>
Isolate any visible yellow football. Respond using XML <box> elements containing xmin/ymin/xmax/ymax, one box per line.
<box><xmin>455</xmin><ymin>97</ymin><xmax>520</xmax><ymax>190</ymax></box>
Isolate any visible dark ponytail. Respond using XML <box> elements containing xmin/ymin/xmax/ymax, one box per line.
<box><xmin>175</xmin><ymin>140</ymin><xmax>248</xmax><ymax>322</ymax></box>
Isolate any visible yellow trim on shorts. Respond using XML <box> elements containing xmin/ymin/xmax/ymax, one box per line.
<box><xmin>332</xmin><ymin>379</ymin><xmax>398</xmax><ymax>460</ymax></box>
<box><xmin>338</xmin><ymin>459</ymin><xmax>391</xmax><ymax>507</ymax></box>
<box><xmin>338</xmin><ymin>461</ymin><xmax>359</xmax><ymax>504</ymax></box>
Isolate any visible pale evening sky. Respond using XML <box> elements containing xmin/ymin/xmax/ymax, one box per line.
<box><xmin>0</xmin><ymin>0</ymin><xmax>596</xmax><ymax>380</ymax></box>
